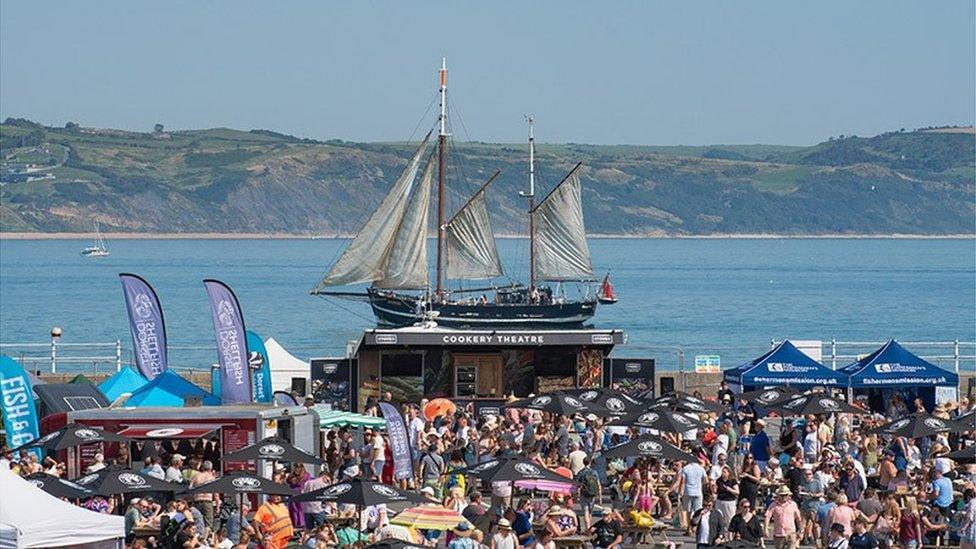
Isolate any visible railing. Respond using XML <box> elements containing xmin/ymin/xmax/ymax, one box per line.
<box><xmin>0</xmin><ymin>340</ymin><xmax>122</xmax><ymax>374</ymax></box>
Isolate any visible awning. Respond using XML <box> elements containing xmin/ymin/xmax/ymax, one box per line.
<box><xmin>117</xmin><ymin>424</ymin><xmax>222</xmax><ymax>439</ymax></box>
<box><xmin>314</xmin><ymin>407</ymin><xmax>387</xmax><ymax>430</ymax></box>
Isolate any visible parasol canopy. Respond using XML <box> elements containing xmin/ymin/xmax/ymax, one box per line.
<box><xmin>23</xmin><ymin>472</ymin><xmax>93</xmax><ymax>499</ymax></box>
<box><xmin>867</xmin><ymin>412</ymin><xmax>965</xmax><ymax>439</ymax></box>
<box><xmin>606</xmin><ymin>408</ymin><xmax>710</xmax><ymax>433</ymax></box>
<box><xmin>561</xmin><ymin>387</ymin><xmax>642</xmax><ymax>415</ymax></box>
<box><xmin>600</xmin><ymin>434</ymin><xmax>697</xmax><ymax>462</ymax></box>
<box><xmin>649</xmin><ymin>392</ymin><xmax>726</xmax><ymax>414</ymax></box>
<box><xmin>450</xmin><ymin>456</ymin><xmax>577</xmax><ymax>485</ymax></box>
<box><xmin>221</xmin><ymin>435</ymin><xmax>324</xmax><ymax>465</ymax></box>
<box><xmin>738</xmin><ymin>387</ymin><xmax>805</xmax><ymax>407</ymax></box>
<box><xmin>423</xmin><ymin>398</ymin><xmax>457</xmax><ymax>421</ymax></box>
<box><xmin>291</xmin><ymin>478</ymin><xmax>427</xmax><ymax>507</ymax></box>
<box><xmin>184</xmin><ymin>471</ymin><xmax>294</xmax><ymax>496</ymax></box>
<box><xmin>73</xmin><ymin>468</ymin><xmax>183</xmax><ymax>497</ymax></box>
<box><xmin>13</xmin><ymin>424</ymin><xmax>130</xmax><ymax>453</ymax></box>
<box><xmin>391</xmin><ymin>505</ymin><xmax>468</xmax><ymax>531</ymax></box>
<box><xmin>771</xmin><ymin>394</ymin><xmax>866</xmax><ymax>416</ymax></box>
<box><xmin>504</xmin><ymin>392</ymin><xmax>606</xmax><ymax>416</ymax></box>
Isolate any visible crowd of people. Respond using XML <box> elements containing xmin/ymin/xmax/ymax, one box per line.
<box><xmin>2</xmin><ymin>384</ymin><xmax>975</xmax><ymax>549</ymax></box>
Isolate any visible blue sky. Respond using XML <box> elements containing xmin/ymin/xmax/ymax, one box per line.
<box><xmin>1</xmin><ymin>1</ymin><xmax>973</xmax><ymax>145</ymax></box>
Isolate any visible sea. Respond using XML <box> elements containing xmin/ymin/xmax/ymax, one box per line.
<box><xmin>1</xmin><ymin>238</ymin><xmax>974</xmax><ymax>374</ymax></box>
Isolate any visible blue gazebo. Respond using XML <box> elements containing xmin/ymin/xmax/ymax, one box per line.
<box><xmin>125</xmin><ymin>370</ymin><xmax>220</xmax><ymax>407</ymax></box>
<box><xmin>840</xmin><ymin>340</ymin><xmax>958</xmax><ymax>410</ymax></box>
<box><xmin>725</xmin><ymin>340</ymin><xmax>846</xmax><ymax>391</ymax></box>
<box><xmin>97</xmin><ymin>366</ymin><xmax>148</xmax><ymax>401</ymax></box>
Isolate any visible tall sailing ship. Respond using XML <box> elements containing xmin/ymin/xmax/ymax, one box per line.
<box><xmin>311</xmin><ymin>60</ymin><xmax>608</xmax><ymax>328</ymax></box>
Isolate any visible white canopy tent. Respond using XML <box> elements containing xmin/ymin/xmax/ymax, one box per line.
<box><xmin>264</xmin><ymin>337</ymin><xmax>311</xmax><ymax>392</ymax></box>
<box><xmin>0</xmin><ymin>469</ymin><xmax>123</xmax><ymax>548</ymax></box>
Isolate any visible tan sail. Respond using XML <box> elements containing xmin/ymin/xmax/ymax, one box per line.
<box><xmin>532</xmin><ymin>164</ymin><xmax>595</xmax><ymax>281</ymax></box>
<box><xmin>315</xmin><ymin>131</ymin><xmax>431</xmax><ymax>288</ymax></box>
<box><xmin>446</xmin><ymin>173</ymin><xmax>503</xmax><ymax>280</ymax></box>
<box><xmin>375</xmin><ymin>152</ymin><xmax>435</xmax><ymax>289</ymax></box>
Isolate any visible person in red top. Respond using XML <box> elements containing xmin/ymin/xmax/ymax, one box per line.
<box><xmin>898</xmin><ymin>497</ymin><xmax>923</xmax><ymax>549</ymax></box>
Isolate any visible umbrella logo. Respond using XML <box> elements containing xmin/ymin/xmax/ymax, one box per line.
<box><xmin>563</xmin><ymin>396</ymin><xmax>583</xmax><ymax>408</ymax></box>
<box><xmin>371</xmin><ymin>484</ymin><xmax>401</xmax><ymax>497</ymax></box>
<box><xmin>580</xmin><ymin>390</ymin><xmax>599</xmax><ymax>402</ymax></box>
<box><xmin>818</xmin><ymin>399</ymin><xmax>840</xmax><ymax>410</ymax></box>
<box><xmin>605</xmin><ymin>398</ymin><xmax>626</xmax><ymax>413</ymax></box>
<box><xmin>637</xmin><ymin>412</ymin><xmax>659</xmax><ymax>425</ymax></box>
<box><xmin>472</xmin><ymin>461</ymin><xmax>500</xmax><ymax>473</ymax></box>
<box><xmin>75</xmin><ymin>429</ymin><xmax>101</xmax><ymax>441</ymax></box>
<box><xmin>28</xmin><ymin>479</ymin><xmax>44</xmax><ymax>488</ymax></box>
<box><xmin>886</xmin><ymin>418</ymin><xmax>911</xmax><ymax>432</ymax></box>
<box><xmin>514</xmin><ymin>463</ymin><xmax>542</xmax><ymax>476</ymax></box>
<box><xmin>531</xmin><ymin>396</ymin><xmax>552</xmax><ymax>407</ymax></box>
<box><xmin>784</xmin><ymin>397</ymin><xmax>806</xmax><ymax>409</ymax></box>
<box><xmin>673</xmin><ymin>414</ymin><xmax>692</xmax><ymax>426</ymax></box>
<box><xmin>637</xmin><ymin>440</ymin><xmax>663</xmax><ymax>454</ymax></box>
<box><xmin>76</xmin><ymin>473</ymin><xmax>98</xmax><ymax>485</ymax></box>
<box><xmin>259</xmin><ymin>444</ymin><xmax>286</xmax><ymax>457</ymax></box>
<box><xmin>923</xmin><ymin>418</ymin><xmax>946</xmax><ymax>430</ymax></box>
<box><xmin>682</xmin><ymin>401</ymin><xmax>706</xmax><ymax>411</ymax></box>
<box><xmin>37</xmin><ymin>431</ymin><xmax>60</xmax><ymax>444</ymax></box>
<box><xmin>146</xmin><ymin>428</ymin><xmax>184</xmax><ymax>438</ymax></box>
<box><xmin>324</xmin><ymin>483</ymin><xmax>353</xmax><ymax>496</ymax></box>
<box><xmin>118</xmin><ymin>473</ymin><xmax>148</xmax><ymax>487</ymax></box>
<box><xmin>231</xmin><ymin>477</ymin><xmax>262</xmax><ymax>490</ymax></box>
<box><xmin>758</xmin><ymin>391</ymin><xmax>781</xmax><ymax>404</ymax></box>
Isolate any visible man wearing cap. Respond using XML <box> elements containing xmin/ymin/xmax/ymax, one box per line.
<box><xmin>165</xmin><ymin>454</ymin><xmax>184</xmax><ymax>482</ymax></box>
<box><xmin>751</xmin><ymin>420</ymin><xmax>773</xmax><ymax>472</ymax></box>
<box><xmin>765</xmin><ymin>485</ymin><xmax>803</xmax><ymax>549</ymax></box>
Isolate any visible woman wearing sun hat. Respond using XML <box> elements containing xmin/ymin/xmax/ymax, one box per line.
<box><xmin>490</xmin><ymin>518</ymin><xmax>519</xmax><ymax>549</ymax></box>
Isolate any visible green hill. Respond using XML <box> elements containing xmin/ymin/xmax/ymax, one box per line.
<box><xmin>0</xmin><ymin>119</ymin><xmax>973</xmax><ymax>235</ymax></box>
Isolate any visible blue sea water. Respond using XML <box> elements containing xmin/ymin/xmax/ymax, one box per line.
<box><xmin>0</xmin><ymin>238</ymin><xmax>973</xmax><ymax>373</ymax></box>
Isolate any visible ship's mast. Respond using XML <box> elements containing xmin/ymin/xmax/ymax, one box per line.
<box><xmin>436</xmin><ymin>58</ymin><xmax>447</xmax><ymax>300</ymax></box>
<box><xmin>523</xmin><ymin>116</ymin><xmax>537</xmax><ymax>293</ymax></box>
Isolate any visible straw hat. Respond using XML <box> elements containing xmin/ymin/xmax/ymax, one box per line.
<box><xmin>497</xmin><ymin>518</ymin><xmax>512</xmax><ymax>530</ymax></box>
<box><xmin>775</xmin><ymin>485</ymin><xmax>792</xmax><ymax>497</ymax></box>
<box><xmin>453</xmin><ymin>522</ymin><xmax>473</xmax><ymax>537</ymax></box>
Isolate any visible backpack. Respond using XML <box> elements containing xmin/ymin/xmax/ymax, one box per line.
<box><xmin>158</xmin><ymin>515</ymin><xmax>185</xmax><ymax>549</ymax></box>
<box><xmin>579</xmin><ymin>468</ymin><xmax>600</xmax><ymax>498</ymax></box>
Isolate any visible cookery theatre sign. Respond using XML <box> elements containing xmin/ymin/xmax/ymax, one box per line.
<box><xmin>364</xmin><ymin>329</ymin><xmax>625</xmax><ymax>347</ymax></box>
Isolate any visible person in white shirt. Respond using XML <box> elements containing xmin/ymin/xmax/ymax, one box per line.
<box><xmin>85</xmin><ymin>453</ymin><xmax>107</xmax><ymax>474</ymax></box>
<box><xmin>165</xmin><ymin>454</ymin><xmax>185</xmax><ymax>482</ymax></box>
<box><xmin>568</xmin><ymin>442</ymin><xmax>588</xmax><ymax>476</ymax></box>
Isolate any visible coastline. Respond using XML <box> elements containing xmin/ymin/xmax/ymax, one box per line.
<box><xmin>2</xmin><ymin>231</ymin><xmax>974</xmax><ymax>240</ymax></box>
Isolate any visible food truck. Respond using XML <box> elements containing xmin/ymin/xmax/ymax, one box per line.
<box><xmin>65</xmin><ymin>405</ymin><xmax>320</xmax><ymax>477</ymax></box>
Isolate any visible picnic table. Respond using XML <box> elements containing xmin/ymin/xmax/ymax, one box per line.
<box><xmin>553</xmin><ymin>534</ymin><xmax>591</xmax><ymax>548</ymax></box>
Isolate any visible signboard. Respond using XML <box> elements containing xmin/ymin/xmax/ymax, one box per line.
<box><xmin>310</xmin><ymin>358</ymin><xmax>354</xmax><ymax>411</ymax></box>
<box><xmin>364</xmin><ymin>329</ymin><xmax>624</xmax><ymax>347</ymax></box>
<box><xmin>605</xmin><ymin>358</ymin><xmax>655</xmax><ymax>399</ymax></box>
<box><xmin>695</xmin><ymin>355</ymin><xmax>721</xmax><ymax>374</ymax></box>
<box><xmin>222</xmin><ymin>428</ymin><xmax>253</xmax><ymax>472</ymax></box>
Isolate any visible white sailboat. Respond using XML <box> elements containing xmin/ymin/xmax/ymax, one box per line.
<box><xmin>81</xmin><ymin>222</ymin><xmax>109</xmax><ymax>257</ymax></box>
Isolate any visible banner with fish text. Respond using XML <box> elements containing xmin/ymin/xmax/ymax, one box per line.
<box><xmin>246</xmin><ymin>331</ymin><xmax>273</xmax><ymax>403</ymax></box>
<box><xmin>379</xmin><ymin>401</ymin><xmax>413</xmax><ymax>480</ymax></box>
<box><xmin>0</xmin><ymin>355</ymin><xmax>42</xmax><ymax>458</ymax></box>
<box><xmin>203</xmin><ymin>279</ymin><xmax>252</xmax><ymax>404</ymax></box>
<box><xmin>119</xmin><ymin>273</ymin><xmax>168</xmax><ymax>380</ymax></box>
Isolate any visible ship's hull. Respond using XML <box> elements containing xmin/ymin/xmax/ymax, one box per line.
<box><xmin>367</xmin><ymin>290</ymin><xmax>597</xmax><ymax>328</ymax></box>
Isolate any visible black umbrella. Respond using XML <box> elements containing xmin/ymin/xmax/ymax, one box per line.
<box><xmin>13</xmin><ymin>424</ymin><xmax>130</xmax><ymax>453</ymax></box>
<box><xmin>867</xmin><ymin>412</ymin><xmax>961</xmax><ymax>439</ymax></box>
<box><xmin>770</xmin><ymin>394</ymin><xmax>866</xmax><ymax>416</ymax></box>
<box><xmin>952</xmin><ymin>411</ymin><xmax>975</xmax><ymax>432</ymax></box>
<box><xmin>943</xmin><ymin>446</ymin><xmax>975</xmax><ymax>464</ymax></box>
<box><xmin>504</xmin><ymin>392</ymin><xmax>605</xmax><ymax>416</ymax></box>
<box><xmin>738</xmin><ymin>387</ymin><xmax>805</xmax><ymax>407</ymax></box>
<box><xmin>606</xmin><ymin>408</ymin><xmax>710</xmax><ymax>433</ymax></box>
<box><xmin>24</xmin><ymin>472</ymin><xmax>93</xmax><ymax>499</ymax></box>
<box><xmin>184</xmin><ymin>471</ymin><xmax>294</xmax><ymax>496</ymax></box>
<box><xmin>72</xmin><ymin>468</ymin><xmax>184</xmax><ymax>497</ymax></box>
<box><xmin>291</xmin><ymin>478</ymin><xmax>426</xmax><ymax>506</ymax></box>
<box><xmin>600</xmin><ymin>435</ymin><xmax>697</xmax><ymax>462</ymax></box>
<box><xmin>220</xmin><ymin>436</ymin><xmax>325</xmax><ymax>465</ymax></box>
<box><xmin>561</xmin><ymin>388</ymin><xmax>643</xmax><ymax>415</ymax></box>
<box><xmin>650</xmin><ymin>392</ymin><xmax>726</xmax><ymax>414</ymax></box>
<box><xmin>450</xmin><ymin>456</ymin><xmax>577</xmax><ymax>485</ymax></box>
